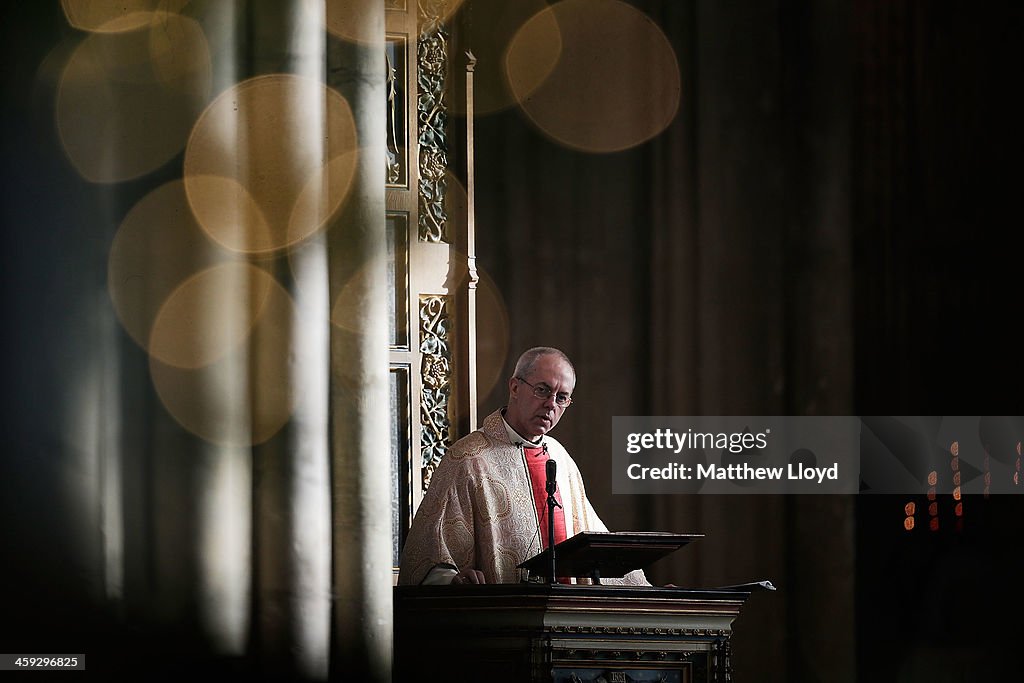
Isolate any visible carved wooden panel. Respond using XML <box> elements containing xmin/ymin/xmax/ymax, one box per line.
<box><xmin>387</xmin><ymin>0</ymin><xmax>466</xmax><ymax>579</ymax></box>
<box><xmin>417</xmin><ymin>0</ymin><xmax>450</xmax><ymax>243</ymax></box>
<box><xmin>419</xmin><ymin>294</ymin><xmax>452</xmax><ymax>490</ymax></box>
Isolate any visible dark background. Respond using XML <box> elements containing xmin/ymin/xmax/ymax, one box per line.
<box><xmin>466</xmin><ymin>1</ymin><xmax>1024</xmax><ymax>680</ymax></box>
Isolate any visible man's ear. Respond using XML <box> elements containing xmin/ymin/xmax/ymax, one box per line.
<box><xmin>508</xmin><ymin>376</ymin><xmax>519</xmax><ymax>399</ymax></box>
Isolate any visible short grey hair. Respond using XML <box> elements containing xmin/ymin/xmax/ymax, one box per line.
<box><xmin>512</xmin><ymin>347</ymin><xmax>576</xmax><ymax>383</ymax></box>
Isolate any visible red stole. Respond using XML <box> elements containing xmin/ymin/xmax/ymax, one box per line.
<box><xmin>524</xmin><ymin>445</ymin><xmax>568</xmax><ymax>580</ymax></box>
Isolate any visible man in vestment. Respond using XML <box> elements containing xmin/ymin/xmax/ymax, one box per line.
<box><xmin>398</xmin><ymin>347</ymin><xmax>648</xmax><ymax>586</ymax></box>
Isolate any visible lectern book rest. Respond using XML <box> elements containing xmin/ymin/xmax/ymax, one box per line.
<box><xmin>517</xmin><ymin>531</ymin><xmax>700</xmax><ymax>582</ymax></box>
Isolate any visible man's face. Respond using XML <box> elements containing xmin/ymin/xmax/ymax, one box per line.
<box><xmin>505</xmin><ymin>354</ymin><xmax>575</xmax><ymax>439</ymax></box>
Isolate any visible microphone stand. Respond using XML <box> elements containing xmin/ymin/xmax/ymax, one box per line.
<box><xmin>545</xmin><ymin>448</ymin><xmax>562</xmax><ymax>585</ymax></box>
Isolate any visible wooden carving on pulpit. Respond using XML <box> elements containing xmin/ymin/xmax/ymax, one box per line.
<box><xmin>396</xmin><ymin>531</ymin><xmax>774</xmax><ymax>682</ymax></box>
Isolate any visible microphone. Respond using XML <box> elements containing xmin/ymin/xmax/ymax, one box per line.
<box><xmin>544</xmin><ymin>454</ymin><xmax>559</xmax><ymax>584</ymax></box>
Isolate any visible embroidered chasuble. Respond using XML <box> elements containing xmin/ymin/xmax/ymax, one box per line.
<box><xmin>398</xmin><ymin>409</ymin><xmax>649</xmax><ymax>586</ymax></box>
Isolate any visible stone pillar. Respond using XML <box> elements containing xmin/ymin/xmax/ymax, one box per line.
<box><xmin>325</xmin><ymin>2</ymin><xmax>391</xmax><ymax>680</ymax></box>
<box><xmin>248</xmin><ymin>1</ymin><xmax>333</xmax><ymax>679</ymax></box>
<box><xmin>191</xmin><ymin>0</ymin><xmax>252</xmax><ymax>657</ymax></box>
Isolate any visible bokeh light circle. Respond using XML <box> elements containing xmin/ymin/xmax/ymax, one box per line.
<box><xmin>324</xmin><ymin>0</ymin><xmax>467</xmax><ymax>46</ymax></box>
<box><xmin>108</xmin><ymin>180</ymin><xmax>230</xmax><ymax>357</ymax></box>
<box><xmin>458</xmin><ymin>0</ymin><xmax>561</xmax><ymax>116</ymax></box>
<box><xmin>288</xmin><ymin>148</ymin><xmax>361</xmax><ymax>247</ymax></box>
<box><xmin>148</xmin><ymin>262</ymin><xmax>275</xmax><ymax>369</ymax></box>
<box><xmin>506</xmin><ymin>0</ymin><xmax>681</xmax><ymax>153</ymax></box>
<box><xmin>150</xmin><ymin>270</ymin><xmax>297</xmax><ymax>447</ymax></box>
<box><xmin>329</xmin><ymin>168</ymin><xmax>469</xmax><ymax>334</ymax></box>
<box><xmin>330</xmin><ymin>259</ymin><xmax>386</xmax><ymax>337</ymax></box>
<box><xmin>184</xmin><ymin>75</ymin><xmax>359</xmax><ymax>255</ymax></box>
<box><xmin>56</xmin><ymin>13</ymin><xmax>211</xmax><ymax>182</ymax></box>
<box><xmin>61</xmin><ymin>1</ymin><xmax>190</xmax><ymax>34</ymax></box>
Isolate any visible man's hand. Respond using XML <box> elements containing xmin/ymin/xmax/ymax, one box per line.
<box><xmin>451</xmin><ymin>568</ymin><xmax>486</xmax><ymax>584</ymax></box>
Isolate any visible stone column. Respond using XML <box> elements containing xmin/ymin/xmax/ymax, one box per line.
<box><xmin>325</xmin><ymin>2</ymin><xmax>391</xmax><ymax>680</ymax></box>
<box><xmin>247</xmin><ymin>1</ymin><xmax>333</xmax><ymax>679</ymax></box>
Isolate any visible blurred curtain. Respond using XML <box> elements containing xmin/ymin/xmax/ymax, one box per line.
<box><xmin>0</xmin><ymin>1</ymin><xmax>389</xmax><ymax>680</ymax></box>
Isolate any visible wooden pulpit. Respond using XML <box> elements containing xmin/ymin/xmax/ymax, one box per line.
<box><xmin>394</xmin><ymin>583</ymin><xmax>756</xmax><ymax>682</ymax></box>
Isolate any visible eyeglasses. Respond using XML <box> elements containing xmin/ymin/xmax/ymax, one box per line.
<box><xmin>515</xmin><ymin>377</ymin><xmax>573</xmax><ymax>407</ymax></box>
